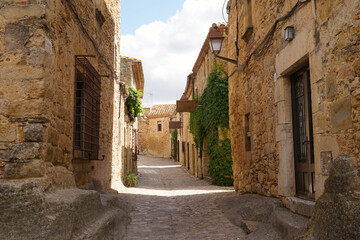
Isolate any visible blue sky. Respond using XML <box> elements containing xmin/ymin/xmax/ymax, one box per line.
<box><xmin>120</xmin><ymin>0</ymin><xmax>227</xmax><ymax>107</ymax></box>
<box><xmin>121</xmin><ymin>0</ymin><xmax>185</xmax><ymax>35</ymax></box>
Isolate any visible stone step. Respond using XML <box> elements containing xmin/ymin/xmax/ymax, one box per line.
<box><xmin>282</xmin><ymin>197</ymin><xmax>315</xmax><ymax>217</ymax></box>
<box><xmin>270</xmin><ymin>206</ymin><xmax>309</xmax><ymax>240</ymax></box>
<box><xmin>44</xmin><ymin>188</ymin><xmax>128</xmax><ymax>240</ymax></box>
<box><xmin>46</xmin><ymin>188</ymin><xmax>105</xmax><ymax>226</ymax></box>
<box><xmin>0</xmin><ymin>180</ymin><xmax>129</xmax><ymax>240</ymax></box>
<box><xmin>73</xmin><ymin>207</ymin><xmax>124</xmax><ymax>240</ymax></box>
<box><xmin>247</xmin><ymin>223</ymin><xmax>284</xmax><ymax>240</ymax></box>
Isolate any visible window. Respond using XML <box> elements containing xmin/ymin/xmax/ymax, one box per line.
<box><xmin>157</xmin><ymin>121</ymin><xmax>162</xmax><ymax>131</ymax></box>
<box><xmin>74</xmin><ymin>56</ymin><xmax>101</xmax><ymax>160</ymax></box>
<box><xmin>245</xmin><ymin>113</ymin><xmax>251</xmax><ymax>152</ymax></box>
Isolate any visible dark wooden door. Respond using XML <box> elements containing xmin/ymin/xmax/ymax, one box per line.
<box><xmin>291</xmin><ymin>67</ymin><xmax>315</xmax><ymax>199</ymax></box>
<box><xmin>177</xmin><ymin>140</ymin><xmax>180</xmax><ymax>162</ymax></box>
<box><xmin>187</xmin><ymin>143</ymin><xmax>190</xmax><ymax>170</ymax></box>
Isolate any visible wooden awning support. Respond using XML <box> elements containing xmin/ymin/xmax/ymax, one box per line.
<box><xmin>169</xmin><ymin>121</ymin><xmax>182</xmax><ymax>129</ymax></box>
<box><xmin>176</xmin><ymin>100</ymin><xmax>196</xmax><ymax>112</ymax></box>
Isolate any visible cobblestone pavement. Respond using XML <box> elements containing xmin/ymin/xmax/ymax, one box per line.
<box><xmin>121</xmin><ymin>155</ymin><xmax>247</xmax><ymax>240</ymax></box>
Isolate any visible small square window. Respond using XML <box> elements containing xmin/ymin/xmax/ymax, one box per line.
<box><xmin>157</xmin><ymin>121</ymin><xmax>162</xmax><ymax>131</ymax></box>
<box><xmin>245</xmin><ymin>113</ymin><xmax>251</xmax><ymax>152</ymax></box>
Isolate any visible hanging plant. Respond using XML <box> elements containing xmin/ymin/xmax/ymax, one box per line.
<box><xmin>125</xmin><ymin>85</ymin><xmax>143</xmax><ymax>121</ymax></box>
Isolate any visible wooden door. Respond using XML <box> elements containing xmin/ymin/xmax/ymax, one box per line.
<box><xmin>291</xmin><ymin>67</ymin><xmax>315</xmax><ymax>199</ymax></box>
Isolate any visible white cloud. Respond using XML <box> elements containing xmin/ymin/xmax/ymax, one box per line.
<box><xmin>120</xmin><ymin>0</ymin><xmax>226</xmax><ymax>107</ymax></box>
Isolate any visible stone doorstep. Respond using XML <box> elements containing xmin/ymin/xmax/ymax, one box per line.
<box><xmin>270</xmin><ymin>206</ymin><xmax>309</xmax><ymax>240</ymax></box>
<box><xmin>45</xmin><ymin>189</ymin><xmax>128</xmax><ymax>239</ymax></box>
<box><xmin>282</xmin><ymin>196</ymin><xmax>315</xmax><ymax>218</ymax></box>
<box><xmin>74</xmin><ymin>208</ymin><xmax>125</xmax><ymax>240</ymax></box>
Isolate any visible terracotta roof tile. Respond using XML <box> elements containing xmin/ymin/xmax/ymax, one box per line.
<box><xmin>147</xmin><ymin>104</ymin><xmax>176</xmax><ymax>118</ymax></box>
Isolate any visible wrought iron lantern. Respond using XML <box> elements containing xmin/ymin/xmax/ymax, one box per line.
<box><xmin>285</xmin><ymin>26</ymin><xmax>295</xmax><ymax>41</ymax></box>
<box><xmin>209</xmin><ymin>26</ymin><xmax>237</xmax><ymax>65</ymax></box>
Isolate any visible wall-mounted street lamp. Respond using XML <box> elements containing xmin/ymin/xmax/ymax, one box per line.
<box><xmin>209</xmin><ymin>26</ymin><xmax>238</xmax><ymax>65</ymax></box>
<box><xmin>285</xmin><ymin>25</ymin><xmax>295</xmax><ymax>41</ymax></box>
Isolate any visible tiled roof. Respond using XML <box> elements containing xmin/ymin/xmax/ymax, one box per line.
<box><xmin>120</xmin><ymin>55</ymin><xmax>141</xmax><ymax>61</ymax></box>
<box><xmin>147</xmin><ymin>104</ymin><xmax>176</xmax><ymax>118</ymax></box>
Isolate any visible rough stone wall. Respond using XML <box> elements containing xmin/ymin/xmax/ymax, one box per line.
<box><xmin>111</xmin><ymin>85</ymin><xmax>127</xmax><ymax>190</ymax></box>
<box><xmin>120</xmin><ymin>57</ymin><xmax>136</xmax><ymax>88</ymax></box>
<box><xmin>227</xmin><ymin>0</ymin><xmax>360</xmax><ymax>198</ymax></box>
<box><xmin>138</xmin><ymin>116</ymin><xmax>150</xmax><ymax>154</ymax></box>
<box><xmin>118</xmin><ymin>57</ymin><xmax>143</xmax><ymax>177</ymax></box>
<box><xmin>178</xmin><ymin>30</ymin><xmax>229</xmax><ymax>179</ymax></box>
<box><xmin>0</xmin><ymin>0</ymin><xmax>122</xmax><ymax>191</ymax></box>
<box><xmin>0</xmin><ymin>1</ymin><xmax>48</xmax><ymax>181</ymax></box>
<box><xmin>141</xmin><ymin>116</ymin><xmax>172</xmax><ymax>158</ymax></box>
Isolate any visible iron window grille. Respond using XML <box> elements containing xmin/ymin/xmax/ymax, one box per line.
<box><xmin>73</xmin><ymin>55</ymin><xmax>101</xmax><ymax>160</ymax></box>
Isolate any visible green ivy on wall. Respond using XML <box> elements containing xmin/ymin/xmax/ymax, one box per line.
<box><xmin>190</xmin><ymin>60</ymin><xmax>233</xmax><ymax>186</ymax></box>
<box><xmin>126</xmin><ymin>85</ymin><xmax>143</xmax><ymax>121</ymax></box>
<box><xmin>171</xmin><ymin>129</ymin><xmax>178</xmax><ymax>161</ymax></box>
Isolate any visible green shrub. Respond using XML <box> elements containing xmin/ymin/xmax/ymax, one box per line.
<box><xmin>190</xmin><ymin>60</ymin><xmax>233</xmax><ymax>186</ymax></box>
<box><xmin>124</xmin><ymin>172</ymin><xmax>138</xmax><ymax>187</ymax></box>
<box><xmin>126</xmin><ymin>85</ymin><xmax>143</xmax><ymax>121</ymax></box>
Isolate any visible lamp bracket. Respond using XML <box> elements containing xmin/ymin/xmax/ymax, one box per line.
<box><xmin>214</xmin><ymin>54</ymin><xmax>238</xmax><ymax>65</ymax></box>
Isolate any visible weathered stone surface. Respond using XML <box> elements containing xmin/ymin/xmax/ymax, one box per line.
<box><xmin>283</xmin><ymin>197</ymin><xmax>315</xmax><ymax>218</ymax></box>
<box><xmin>9</xmin><ymin>142</ymin><xmax>42</xmax><ymax>160</ymax></box>
<box><xmin>241</xmin><ymin>220</ymin><xmax>261</xmax><ymax>234</ymax></box>
<box><xmin>44</xmin><ymin>163</ymin><xmax>76</xmax><ymax>190</ymax></box>
<box><xmin>0</xmin><ymin>5</ymin><xmax>45</xmax><ymax>21</ymax></box>
<box><xmin>228</xmin><ymin>0</ymin><xmax>360</xmax><ymax>199</ymax></box>
<box><xmin>4</xmin><ymin>22</ymin><xmax>29</xmax><ymax>52</ymax></box>
<box><xmin>0</xmin><ymin>179</ymin><xmax>129</xmax><ymax>240</ymax></box>
<box><xmin>320</xmin><ymin>151</ymin><xmax>333</xmax><ymax>176</ymax></box>
<box><xmin>330</xmin><ymin>96</ymin><xmax>353</xmax><ymax>133</ymax></box>
<box><xmin>0</xmin><ymin>124</ymin><xmax>17</xmax><ymax>142</ymax></box>
<box><xmin>324</xmin><ymin>154</ymin><xmax>360</xmax><ymax>193</ymax></box>
<box><xmin>305</xmin><ymin>154</ymin><xmax>360</xmax><ymax>240</ymax></box>
<box><xmin>23</xmin><ymin>124</ymin><xmax>43</xmax><ymax>142</ymax></box>
<box><xmin>325</xmin><ymin>72</ymin><xmax>337</xmax><ymax>98</ymax></box>
<box><xmin>270</xmin><ymin>206</ymin><xmax>309</xmax><ymax>240</ymax></box>
<box><xmin>4</xmin><ymin>159</ymin><xmax>44</xmax><ymax>178</ymax></box>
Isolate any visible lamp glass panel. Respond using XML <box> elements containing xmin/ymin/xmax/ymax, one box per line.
<box><xmin>285</xmin><ymin>27</ymin><xmax>294</xmax><ymax>41</ymax></box>
<box><xmin>210</xmin><ymin>38</ymin><xmax>222</xmax><ymax>54</ymax></box>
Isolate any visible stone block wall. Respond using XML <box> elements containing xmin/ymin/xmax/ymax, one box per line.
<box><xmin>140</xmin><ymin>116</ymin><xmax>172</xmax><ymax>158</ymax></box>
<box><xmin>139</xmin><ymin>116</ymin><xmax>150</xmax><ymax>154</ymax></box>
<box><xmin>0</xmin><ymin>0</ymin><xmax>122</xmax><ymax>191</ymax></box>
<box><xmin>0</xmin><ymin>1</ymin><xmax>48</xmax><ymax>181</ymax></box>
<box><xmin>227</xmin><ymin>0</ymin><xmax>360</xmax><ymax>198</ymax></box>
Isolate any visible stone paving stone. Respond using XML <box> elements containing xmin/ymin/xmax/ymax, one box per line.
<box><xmin>120</xmin><ymin>155</ymin><xmax>247</xmax><ymax>240</ymax></box>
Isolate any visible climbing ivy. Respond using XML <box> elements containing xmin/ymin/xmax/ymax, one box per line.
<box><xmin>171</xmin><ymin>129</ymin><xmax>178</xmax><ymax>161</ymax></box>
<box><xmin>126</xmin><ymin>85</ymin><xmax>143</xmax><ymax>121</ymax></box>
<box><xmin>190</xmin><ymin>60</ymin><xmax>233</xmax><ymax>186</ymax></box>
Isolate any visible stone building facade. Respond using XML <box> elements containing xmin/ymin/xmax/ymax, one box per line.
<box><xmin>226</xmin><ymin>0</ymin><xmax>360</xmax><ymax>202</ymax></box>
<box><xmin>0</xmin><ymin>1</ymin><xmax>131</xmax><ymax>237</ymax></box>
<box><xmin>0</xmin><ymin>0</ymin><xmax>123</xmax><ymax>191</ymax></box>
<box><xmin>139</xmin><ymin>104</ymin><xmax>175</xmax><ymax>158</ymax></box>
<box><xmin>176</xmin><ymin>24</ymin><xmax>228</xmax><ymax>180</ymax></box>
<box><xmin>117</xmin><ymin>56</ymin><xmax>144</xmax><ymax>179</ymax></box>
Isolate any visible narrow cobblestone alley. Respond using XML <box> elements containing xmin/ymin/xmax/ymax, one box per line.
<box><xmin>120</xmin><ymin>155</ymin><xmax>247</xmax><ymax>240</ymax></box>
